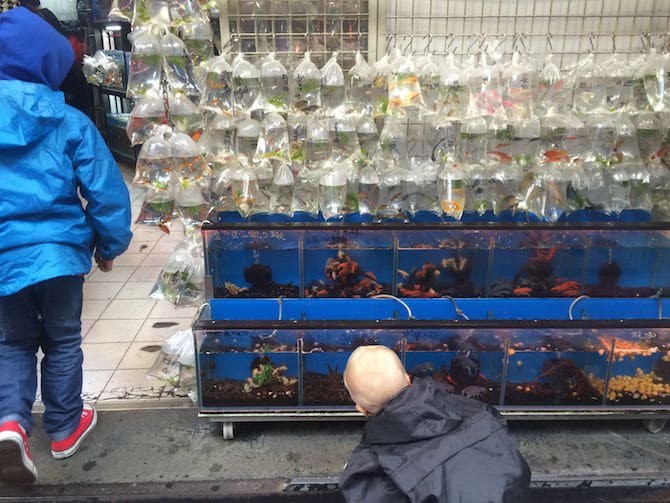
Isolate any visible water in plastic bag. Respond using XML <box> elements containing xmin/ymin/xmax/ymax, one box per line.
<box><xmin>319</xmin><ymin>164</ymin><xmax>348</xmax><ymax>219</ymax></box>
<box><xmin>171</xmin><ymin>131</ymin><xmax>211</xmax><ymax>190</ymax></box>
<box><xmin>571</xmin><ymin>53</ymin><xmax>607</xmax><ymax>115</ymax></box>
<box><xmin>232</xmin><ymin>53</ymin><xmax>263</xmax><ymax>115</ymax></box>
<box><xmin>198</xmin><ymin>54</ymin><xmax>233</xmax><ymax>117</ymax></box>
<box><xmin>358</xmin><ymin>163</ymin><xmax>381</xmax><ymax>215</ymax></box>
<box><xmin>162</xmin><ymin>32</ymin><xmax>200</xmax><ymax>98</ymax></box>
<box><xmin>231</xmin><ymin>164</ymin><xmax>259</xmax><ymax>217</ymax></box>
<box><xmin>292</xmin><ymin>52</ymin><xmax>321</xmax><ymax>113</ymax></box>
<box><xmin>126</xmin><ymin>29</ymin><xmax>162</xmax><ymax>98</ymax></box>
<box><xmin>356</xmin><ymin>116</ymin><xmax>378</xmax><ymax>156</ymax></box>
<box><xmin>291</xmin><ymin>166</ymin><xmax>321</xmax><ymax>215</ymax></box>
<box><xmin>269</xmin><ymin>162</ymin><xmax>294</xmax><ymax>215</ymax></box>
<box><xmin>374</xmin><ymin>159</ymin><xmax>406</xmax><ymax>222</ymax></box>
<box><xmin>261</xmin><ymin>53</ymin><xmax>289</xmax><ymax>113</ymax></box>
<box><xmin>437</xmin><ymin>160</ymin><xmax>465</xmax><ymax>219</ymax></box>
<box><xmin>254</xmin><ymin>112</ymin><xmax>290</xmax><ymax>164</ymax></box>
<box><xmin>387</xmin><ymin>49</ymin><xmax>426</xmax><ymax>117</ymax></box>
<box><xmin>459</xmin><ymin>115</ymin><xmax>488</xmax><ymax>166</ymax></box>
<box><xmin>349</xmin><ymin>51</ymin><xmax>376</xmax><ymax>113</ymax></box>
<box><xmin>305</xmin><ymin>115</ymin><xmax>332</xmax><ymax>166</ymax></box>
<box><xmin>133</xmin><ymin>125</ymin><xmax>174</xmax><ymax>191</ymax></box>
<box><xmin>236</xmin><ymin>117</ymin><xmax>261</xmax><ymax>159</ymax></box>
<box><xmin>379</xmin><ymin>117</ymin><xmax>408</xmax><ymax>161</ymax></box>
<box><xmin>503</xmin><ymin>52</ymin><xmax>537</xmax><ymax>122</ymax></box>
<box><xmin>321</xmin><ymin>52</ymin><xmax>346</xmax><ymax>113</ymax></box>
<box><xmin>181</xmin><ymin>17</ymin><xmax>214</xmax><ymax>65</ymax></box>
<box><xmin>169</xmin><ymin>92</ymin><xmax>205</xmax><ymax>141</ymax></box>
<box><xmin>127</xmin><ymin>91</ymin><xmax>166</xmax><ymax>146</ymax></box>
<box><xmin>418</xmin><ymin>53</ymin><xmax>442</xmax><ymax>113</ymax></box>
<box><xmin>536</xmin><ymin>54</ymin><xmax>567</xmax><ymax>117</ymax></box>
<box><xmin>438</xmin><ymin>53</ymin><xmax>469</xmax><ymax>120</ymax></box>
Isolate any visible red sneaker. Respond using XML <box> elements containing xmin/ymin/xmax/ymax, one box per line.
<box><xmin>0</xmin><ymin>421</ymin><xmax>38</xmax><ymax>484</ymax></box>
<box><xmin>50</xmin><ymin>404</ymin><xmax>97</xmax><ymax>460</ymax></box>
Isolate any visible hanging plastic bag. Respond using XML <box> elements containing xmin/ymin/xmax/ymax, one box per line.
<box><xmin>356</xmin><ymin>116</ymin><xmax>378</xmax><ymax>156</ymax></box>
<box><xmin>231</xmin><ymin>163</ymin><xmax>260</xmax><ymax>217</ymax></box>
<box><xmin>438</xmin><ymin>53</ymin><xmax>469</xmax><ymax>121</ymax></box>
<box><xmin>268</xmin><ymin>162</ymin><xmax>294</xmax><ymax>215</ymax></box>
<box><xmin>231</xmin><ymin>53</ymin><xmax>264</xmax><ymax>115</ymax></box>
<box><xmin>321</xmin><ymin>52</ymin><xmax>346</xmax><ymax>114</ymax></box>
<box><xmin>374</xmin><ymin>158</ymin><xmax>406</xmax><ymax>222</ymax></box>
<box><xmin>126</xmin><ymin>29</ymin><xmax>162</xmax><ymax>98</ymax></box>
<box><xmin>403</xmin><ymin>158</ymin><xmax>440</xmax><ymax>216</ymax></box>
<box><xmin>132</xmin><ymin>0</ymin><xmax>170</xmax><ymax>28</ymax></box>
<box><xmin>203</xmin><ymin>113</ymin><xmax>236</xmax><ymax>167</ymax></box>
<box><xmin>468</xmin><ymin>52</ymin><xmax>504</xmax><ymax>118</ymax></box>
<box><xmin>503</xmin><ymin>52</ymin><xmax>537</xmax><ymax>123</ymax></box>
<box><xmin>254</xmin><ymin>112</ymin><xmax>290</xmax><ymax>163</ymax></box>
<box><xmin>261</xmin><ymin>52</ymin><xmax>289</xmax><ymax>113</ymax></box>
<box><xmin>371</xmin><ymin>53</ymin><xmax>392</xmax><ymax>116</ymax></box>
<box><xmin>180</xmin><ymin>17</ymin><xmax>214</xmax><ymax>66</ymax></box>
<box><xmin>291</xmin><ymin>165</ymin><xmax>321</xmax><ymax>216</ymax></box>
<box><xmin>82</xmin><ymin>51</ymin><xmax>123</xmax><ymax>88</ymax></box>
<box><xmin>349</xmin><ymin>51</ymin><xmax>375</xmax><ymax>113</ymax></box>
<box><xmin>171</xmin><ymin>130</ymin><xmax>211</xmax><ymax>191</ymax></box>
<box><xmin>107</xmin><ymin>0</ymin><xmax>133</xmax><ymax>22</ymax></box>
<box><xmin>437</xmin><ymin>159</ymin><xmax>465</xmax><ymax>219</ymax></box>
<box><xmin>161</xmin><ymin>32</ymin><xmax>200</xmax><ymax>97</ymax></box>
<box><xmin>417</xmin><ymin>52</ymin><xmax>441</xmax><ymax>113</ymax></box>
<box><xmin>635</xmin><ymin>49</ymin><xmax>668</xmax><ymax>112</ymax></box>
<box><xmin>174</xmin><ymin>183</ymin><xmax>208</xmax><ymax>226</ymax></box>
<box><xmin>236</xmin><ymin>117</ymin><xmax>261</xmax><ymax>160</ymax></box>
<box><xmin>387</xmin><ymin>48</ymin><xmax>426</xmax><ymax>117</ymax></box>
<box><xmin>604</xmin><ymin>52</ymin><xmax>636</xmax><ymax>113</ymax></box>
<box><xmin>458</xmin><ymin>115</ymin><xmax>488</xmax><ymax>167</ymax></box>
<box><xmin>305</xmin><ymin>115</ymin><xmax>332</xmax><ymax>167</ymax></box>
<box><xmin>133</xmin><ymin>124</ymin><xmax>174</xmax><ymax>189</ymax></box>
<box><xmin>571</xmin><ymin>53</ymin><xmax>607</xmax><ymax>115</ymax></box>
<box><xmin>209</xmin><ymin>157</ymin><xmax>240</xmax><ymax>217</ymax></box>
<box><xmin>331</xmin><ymin>116</ymin><xmax>360</xmax><ymax>160</ymax></box>
<box><xmin>136</xmin><ymin>185</ymin><xmax>175</xmax><ymax>230</ymax></box>
<box><xmin>379</xmin><ymin>117</ymin><xmax>408</xmax><ymax>162</ymax></box>
<box><xmin>319</xmin><ymin>163</ymin><xmax>347</xmax><ymax>220</ymax></box>
<box><xmin>291</xmin><ymin>51</ymin><xmax>321</xmax><ymax>113</ymax></box>
<box><xmin>288</xmin><ymin>113</ymin><xmax>308</xmax><ymax>168</ymax></box>
<box><xmin>197</xmin><ymin>54</ymin><xmax>233</xmax><ymax>117</ymax></box>
<box><xmin>150</xmin><ymin>234</ymin><xmax>205</xmax><ymax>306</ymax></box>
<box><xmin>127</xmin><ymin>91</ymin><xmax>166</xmax><ymax>146</ymax></box>
<box><xmin>168</xmin><ymin>91</ymin><xmax>205</xmax><ymax>141</ymax></box>
<box><xmin>253</xmin><ymin>160</ymin><xmax>274</xmax><ymax>214</ymax></box>
<box><xmin>536</xmin><ymin>54</ymin><xmax>567</xmax><ymax>118</ymax></box>
<box><xmin>358</xmin><ymin>162</ymin><xmax>380</xmax><ymax>215</ymax></box>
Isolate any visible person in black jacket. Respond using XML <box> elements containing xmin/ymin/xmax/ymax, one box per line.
<box><xmin>340</xmin><ymin>345</ymin><xmax>531</xmax><ymax>503</ymax></box>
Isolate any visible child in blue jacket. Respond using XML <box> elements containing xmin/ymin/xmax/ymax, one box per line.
<box><xmin>0</xmin><ymin>6</ymin><xmax>132</xmax><ymax>484</ymax></box>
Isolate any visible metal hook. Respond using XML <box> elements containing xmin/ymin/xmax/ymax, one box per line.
<box><xmin>546</xmin><ymin>32</ymin><xmax>554</xmax><ymax>52</ymax></box>
<box><xmin>445</xmin><ymin>33</ymin><xmax>455</xmax><ymax>53</ymax></box>
<box><xmin>466</xmin><ymin>34</ymin><xmax>480</xmax><ymax>54</ymax></box>
<box><xmin>403</xmin><ymin>36</ymin><xmax>413</xmax><ymax>54</ymax></box>
<box><xmin>385</xmin><ymin>34</ymin><xmax>394</xmax><ymax>54</ymax></box>
<box><xmin>588</xmin><ymin>32</ymin><xmax>596</xmax><ymax>54</ymax></box>
<box><xmin>271</xmin><ymin>31</ymin><xmax>276</xmax><ymax>52</ymax></box>
<box><xmin>357</xmin><ymin>32</ymin><xmax>362</xmax><ymax>53</ymax></box>
<box><xmin>424</xmin><ymin>33</ymin><xmax>432</xmax><ymax>55</ymax></box>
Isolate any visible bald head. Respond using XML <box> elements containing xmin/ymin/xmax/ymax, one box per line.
<box><xmin>344</xmin><ymin>345</ymin><xmax>410</xmax><ymax>416</ymax></box>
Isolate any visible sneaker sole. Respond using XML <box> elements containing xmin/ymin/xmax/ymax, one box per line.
<box><xmin>0</xmin><ymin>435</ymin><xmax>38</xmax><ymax>485</ymax></box>
<box><xmin>50</xmin><ymin>409</ymin><xmax>98</xmax><ymax>460</ymax></box>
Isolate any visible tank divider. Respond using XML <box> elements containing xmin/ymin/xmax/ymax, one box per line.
<box><xmin>298</xmin><ymin>338</ymin><xmax>304</xmax><ymax>407</ymax></box>
<box><xmin>580</xmin><ymin>238</ymin><xmax>592</xmax><ymax>296</ymax></box>
<box><xmin>499</xmin><ymin>338</ymin><xmax>511</xmax><ymax>407</ymax></box>
<box><xmin>602</xmin><ymin>338</ymin><xmax>616</xmax><ymax>407</ymax></box>
<box><xmin>392</xmin><ymin>236</ymin><xmax>399</xmax><ymax>296</ymax></box>
<box><xmin>484</xmin><ymin>237</ymin><xmax>496</xmax><ymax>297</ymax></box>
<box><xmin>299</xmin><ymin>236</ymin><xmax>305</xmax><ymax>298</ymax></box>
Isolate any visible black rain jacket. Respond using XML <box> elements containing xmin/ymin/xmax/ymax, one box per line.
<box><xmin>339</xmin><ymin>378</ymin><xmax>531</xmax><ymax>503</ymax></box>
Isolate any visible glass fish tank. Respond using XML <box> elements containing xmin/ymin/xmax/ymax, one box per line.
<box><xmin>202</xmin><ymin>223</ymin><xmax>670</xmax><ymax>299</ymax></box>
<box><xmin>195</xmin><ymin>298</ymin><xmax>670</xmax><ymax>415</ymax></box>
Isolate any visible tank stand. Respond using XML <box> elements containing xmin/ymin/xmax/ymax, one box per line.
<box><xmin>643</xmin><ymin>418</ymin><xmax>668</xmax><ymax>434</ymax></box>
<box><xmin>222</xmin><ymin>422</ymin><xmax>235</xmax><ymax>440</ymax></box>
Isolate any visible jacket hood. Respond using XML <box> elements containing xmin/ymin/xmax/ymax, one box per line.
<box><xmin>362</xmin><ymin>378</ymin><xmax>465</xmax><ymax>444</ymax></box>
<box><xmin>0</xmin><ymin>80</ymin><xmax>65</xmax><ymax>148</ymax></box>
<box><xmin>0</xmin><ymin>6</ymin><xmax>73</xmax><ymax>90</ymax></box>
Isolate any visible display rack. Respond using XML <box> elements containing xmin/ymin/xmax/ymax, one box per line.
<box><xmin>89</xmin><ymin>19</ymin><xmax>136</xmax><ymax>163</ymax></box>
<box><xmin>184</xmin><ymin>0</ymin><xmax>670</xmax><ymax>438</ymax></box>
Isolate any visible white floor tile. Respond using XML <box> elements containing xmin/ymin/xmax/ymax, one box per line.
<box><xmin>83</xmin><ymin>281</ymin><xmax>124</xmax><ymax>300</ymax></box>
<box><xmin>116</xmin><ymin>281</ymin><xmax>154</xmax><ymax>299</ymax></box>
<box><xmin>81</xmin><ymin>300</ymin><xmax>110</xmax><ymax>321</ymax></box>
<box><xmin>150</xmin><ymin>241</ymin><xmax>180</xmax><ymax>254</ymax></box>
<box><xmin>128</xmin><ymin>267</ymin><xmax>163</xmax><ymax>282</ymax></box>
<box><xmin>82</xmin><ymin>342</ymin><xmax>131</xmax><ymax>370</ymax></box>
<box><xmin>84</xmin><ymin>319</ymin><xmax>144</xmax><ymax>343</ymax></box>
<box><xmin>140</xmin><ymin>253</ymin><xmax>170</xmax><ymax>267</ymax></box>
<box><xmin>114</xmin><ymin>253</ymin><xmax>147</xmax><ymax>267</ymax></box>
<box><xmin>135</xmin><ymin>319</ymin><xmax>192</xmax><ymax>342</ymax></box>
<box><xmin>81</xmin><ymin>319</ymin><xmax>95</xmax><ymax>337</ymax></box>
<box><xmin>87</xmin><ymin>266</ymin><xmax>136</xmax><ymax>283</ymax></box>
<box><xmin>100</xmin><ymin>299</ymin><xmax>157</xmax><ymax>320</ymax></box>
<box><xmin>126</xmin><ymin>241</ymin><xmax>156</xmax><ymax>254</ymax></box>
<box><xmin>81</xmin><ymin>370</ymin><xmax>114</xmax><ymax>401</ymax></box>
<box><xmin>149</xmin><ymin>301</ymin><xmax>198</xmax><ymax>319</ymax></box>
<box><xmin>118</xmin><ymin>342</ymin><xmax>164</xmax><ymax>370</ymax></box>
<box><xmin>131</xmin><ymin>227</ymin><xmax>165</xmax><ymax>242</ymax></box>
<box><xmin>98</xmin><ymin>369</ymin><xmax>164</xmax><ymax>401</ymax></box>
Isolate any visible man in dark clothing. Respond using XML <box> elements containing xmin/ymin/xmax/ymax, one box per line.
<box><xmin>340</xmin><ymin>345</ymin><xmax>531</xmax><ymax>503</ymax></box>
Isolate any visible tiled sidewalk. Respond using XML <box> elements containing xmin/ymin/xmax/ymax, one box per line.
<box><xmin>37</xmin><ymin>163</ymin><xmax>195</xmax><ymax>411</ymax></box>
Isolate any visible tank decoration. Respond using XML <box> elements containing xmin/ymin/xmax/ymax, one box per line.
<box><xmin>243</xmin><ymin>356</ymin><xmax>297</xmax><ymax>394</ymax></box>
<box><xmin>305</xmin><ymin>250</ymin><xmax>387</xmax><ymax>298</ymax></box>
<box><xmin>216</xmin><ymin>249</ymin><xmax>299</xmax><ymax>298</ymax></box>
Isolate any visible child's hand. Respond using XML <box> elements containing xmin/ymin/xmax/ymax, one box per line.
<box><xmin>95</xmin><ymin>253</ymin><xmax>114</xmax><ymax>272</ymax></box>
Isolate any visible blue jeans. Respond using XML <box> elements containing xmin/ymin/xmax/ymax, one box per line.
<box><xmin>0</xmin><ymin>275</ymin><xmax>84</xmax><ymax>441</ymax></box>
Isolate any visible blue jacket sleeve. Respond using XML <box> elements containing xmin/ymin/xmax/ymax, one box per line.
<box><xmin>71</xmin><ymin>113</ymin><xmax>132</xmax><ymax>260</ymax></box>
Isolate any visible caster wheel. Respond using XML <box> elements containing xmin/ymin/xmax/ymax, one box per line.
<box><xmin>643</xmin><ymin>418</ymin><xmax>668</xmax><ymax>434</ymax></box>
<box><xmin>222</xmin><ymin>422</ymin><xmax>234</xmax><ymax>440</ymax></box>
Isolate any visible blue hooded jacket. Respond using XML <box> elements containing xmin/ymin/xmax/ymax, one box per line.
<box><xmin>0</xmin><ymin>7</ymin><xmax>132</xmax><ymax>296</ymax></box>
